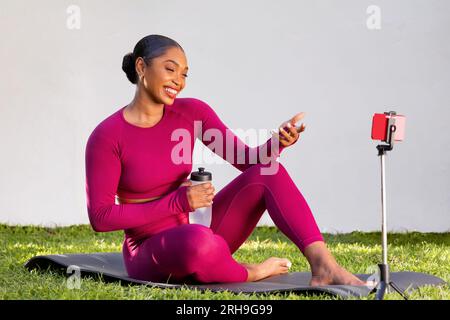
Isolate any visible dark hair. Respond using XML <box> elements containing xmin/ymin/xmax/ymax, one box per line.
<box><xmin>122</xmin><ymin>34</ymin><xmax>184</xmax><ymax>84</ymax></box>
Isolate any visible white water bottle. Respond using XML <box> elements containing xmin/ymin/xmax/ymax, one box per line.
<box><xmin>189</xmin><ymin>167</ymin><xmax>213</xmax><ymax>227</ymax></box>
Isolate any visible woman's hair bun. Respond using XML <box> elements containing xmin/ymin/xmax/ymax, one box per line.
<box><xmin>122</xmin><ymin>52</ymin><xmax>137</xmax><ymax>84</ymax></box>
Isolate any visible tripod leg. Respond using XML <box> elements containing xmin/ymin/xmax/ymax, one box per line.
<box><xmin>375</xmin><ymin>281</ymin><xmax>387</xmax><ymax>300</ymax></box>
<box><xmin>389</xmin><ymin>282</ymin><xmax>409</xmax><ymax>300</ymax></box>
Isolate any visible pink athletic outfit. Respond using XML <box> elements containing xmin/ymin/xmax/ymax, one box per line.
<box><xmin>85</xmin><ymin>97</ymin><xmax>324</xmax><ymax>284</ymax></box>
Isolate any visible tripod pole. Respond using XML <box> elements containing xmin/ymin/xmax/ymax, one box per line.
<box><xmin>376</xmin><ymin>146</ymin><xmax>409</xmax><ymax>300</ymax></box>
<box><xmin>374</xmin><ymin>117</ymin><xmax>409</xmax><ymax>300</ymax></box>
<box><xmin>375</xmin><ymin>147</ymin><xmax>390</xmax><ymax>300</ymax></box>
<box><xmin>380</xmin><ymin>151</ymin><xmax>388</xmax><ymax>267</ymax></box>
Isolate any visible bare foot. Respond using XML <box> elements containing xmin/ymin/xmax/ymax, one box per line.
<box><xmin>310</xmin><ymin>264</ymin><xmax>368</xmax><ymax>286</ymax></box>
<box><xmin>303</xmin><ymin>241</ymin><xmax>375</xmax><ymax>287</ymax></box>
<box><xmin>242</xmin><ymin>257</ymin><xmax>292</xmax><ymax>282</ymax></box>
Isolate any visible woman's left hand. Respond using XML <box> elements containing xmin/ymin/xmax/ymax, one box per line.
<box><xmin>272</xmin><ymin>112</ymin><xmax>306</xmax><ymax>148</ymax></box>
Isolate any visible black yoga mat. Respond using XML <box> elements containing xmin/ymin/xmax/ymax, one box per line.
<box><xmin>24</xmin><ymin>252</ymin><xmax>446</xmax><ymax>299</ymax></box>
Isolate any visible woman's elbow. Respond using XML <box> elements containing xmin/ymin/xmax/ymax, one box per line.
<box><xmin>88</xmin><ymin>217</ymin><xmax>106</xmax><ymax>232</ymax></box>
<box><xmin>89</xmin><ymin>221</ymin><xmax>104</xmax><ymax>232</ymax></box>
<box><xmin>87</xmin><ymin>208</ymin><xmax>110</xmax><ymax>232</ymax></box>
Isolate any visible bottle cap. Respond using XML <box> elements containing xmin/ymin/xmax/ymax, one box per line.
<box><xmin>190</xmin><ymin>167</ymin><xmax>212</xmax><ymax>182</ymax></box>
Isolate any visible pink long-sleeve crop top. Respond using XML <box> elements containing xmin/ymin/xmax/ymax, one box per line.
<box><xmin>85</xmin><ymin>97</ymin><xmax>286</xmax><ymax>241</ymax></box>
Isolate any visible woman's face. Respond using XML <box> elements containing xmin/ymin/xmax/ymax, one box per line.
<box><xmin>137</xmin><ymin>46</ymin><xmax>189</xmax><ymax>105</ymax></box>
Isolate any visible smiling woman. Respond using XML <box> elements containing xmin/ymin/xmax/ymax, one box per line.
<box><xmin>120</xmin><ymin>35</ymin><xmax>189</xmax><ymax>128</ymax></box>
<box><xmin>85</xmin><ymin>34</ymin><xmax>368</xmax><ymax>287</ymax></box>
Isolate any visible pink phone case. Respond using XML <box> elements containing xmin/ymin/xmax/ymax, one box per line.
<box><xmin>371</xmin><ymin>113</ymin><xmax>406</xmax><ymax>142</ymax></box>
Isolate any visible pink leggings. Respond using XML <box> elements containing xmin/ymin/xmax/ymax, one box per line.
<box><xmin>122</xmin><ymin>162</ymin><xmax>324</xmax><ymax>284</ymax></box>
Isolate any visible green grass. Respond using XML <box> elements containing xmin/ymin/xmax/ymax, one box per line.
<box><xmin>0</xmin><ymin>224</ymin><xmax>448</xmax><ymax>300</ymax></box>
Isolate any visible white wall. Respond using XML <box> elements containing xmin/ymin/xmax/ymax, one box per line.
<box><xmin>1</xmin><ymin>0</ymin><xmax>449</xmax><ymax>232</ymax></box>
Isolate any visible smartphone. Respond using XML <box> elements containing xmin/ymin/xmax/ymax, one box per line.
<box><xmin>371</xmin><ymin>112</ymin><xmax>406</xmax><ymax>142</ymax></box>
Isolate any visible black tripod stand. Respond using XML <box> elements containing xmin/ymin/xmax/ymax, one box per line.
<box><xmin>374</xmin><ymin>111</ymin><xmax>409</xmax><ymax>300</ymax></box>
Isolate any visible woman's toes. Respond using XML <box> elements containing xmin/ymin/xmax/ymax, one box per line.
<box><xmin>278</xmin><ymin>258</ymin><xmax>292</xmax><ymax>269</ymax></box>
<box><xmin>278</xmin><ymin>259</ymin><xmax>292</xmax><ymax>274</ymax></box>
<box><xmin>338</xmin><ymin>267</ymin><xmax>366</xmax><ymax>286</ymax></box>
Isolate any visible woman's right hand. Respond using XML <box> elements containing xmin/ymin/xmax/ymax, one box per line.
<box><xmin>182</xmin><ymin>181</ymin><xmax>215</xmax><ymax>210</ymax></box>
<box><xmin>272</xmin><ymin>112</ymin><xmax>306</xmax><ymax>148</ymax></box>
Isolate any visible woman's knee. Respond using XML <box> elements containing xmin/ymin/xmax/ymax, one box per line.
<box><xmin>245</xmin><ymin>162</ymin><xmax>288</xmax><ymax>182</ymax></box>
